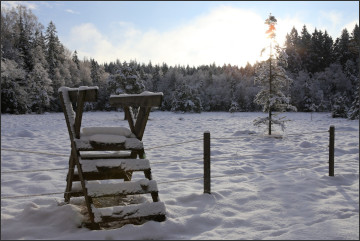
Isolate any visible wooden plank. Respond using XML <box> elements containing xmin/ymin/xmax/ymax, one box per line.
<box><xmin>68</xmin><ymin>88</ymin><xmax>98</xmax><ymax>102</ymax></box>
<box><xmin>74</xmin><ymin>90</ymin><xmax>86</xmax><ymax>139</ymax></box>
<box><xmin>64</xmin><ymin>154</ymin><xmax>76</xmax><ymax>202</ymax></box>
<box><xmin>109</xmin><ymin>94</ymin><xmax>163</xmax><ymax>107</ymax></box>
<box><xmin>79</xmin><ymin>158</ymin><xmax>151</xmax><ymax>172</ymax></box>
<box><xmin>86</xmin><ymin>179</ymin><xmax>159</xmax><ymax>198</ymax></box>
<box><xmin>123</xmin><ymin>107</ymin><xmax>136</xmax><ymax>134</ymax></box>
<box><xmin>72</xmin><ymin>171</ymin><xmax>129</xmax><ymax>181</ymax></box>
<box><xmin>71</xmin><ymin>142</ymin><xmax>97</xmax><ymax>227</ymax></box>
<box><xmin>134</xmin><ymin>107</ymin><xmax>151</xmax><ymax>140</ymax></box>
<box><xmin>75</xmin><ymin>139</ymin><xmax>143</xmax><ymax>151</ymax></box>
<box><xmin>81</xmin><ymin>152</ymin><xmax>132</xmax><ymax>159</ymax></box>
<box><xmin>94</xmin><ymin>201</ymin><xmax>166</xmax><ymax>223</ymax></box>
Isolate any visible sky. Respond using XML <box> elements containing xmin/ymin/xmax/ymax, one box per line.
<box><xmin>1</xmin><ymin>1</ymin><xmax>359</xmax><ymax>68</ymax></box>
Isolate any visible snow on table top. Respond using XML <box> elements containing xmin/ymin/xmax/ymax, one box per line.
<box><xmin>110</xmin><ymin>91</ymin><xmax>163</xmax><ymax>98</ymax></box>
<box><xmin>78</xmin><ymin>86</ymin><xmax>99</xmax><ymax>91</ymax></box>
<box><xmin>86</xmin><ymin>179</ymin><xmax>158</xmax><ymax>197</ymax></box>
<box><xmin>58</xmin><ymin>86</ymin><xmax>99</xmax><ymax>92</ymax></box>
<box><xmin>79</xmin><ymin>158</ymin><xmax>150</xmax><ymax>172</ymax></box>
<box><xmin>92</xmin><ymin>201</ymin><xmax>166</xmax><ymax>222</ymax></box>
<box><xmin>82</xmin><ymin>127</ymin><xmax>135</xmax><ymax>138</ymax></box>
<box><xmin>76</xmin><ymin>134</ymin><xmax>143</xmax><ymax>149</ymax></box>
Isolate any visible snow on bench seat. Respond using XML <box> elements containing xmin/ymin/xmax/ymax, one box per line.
<box><xmin>74</xmin><ymin>136</ymin><xmax>143</xmax><ymax>151</ymax></box>
<box><xmin>86</xmin><ymin>179</ymin><xmax>158</xmax><ymax>198</ymax></box>
<box><xmin>79</xmin><ymin>158</ymin><xmax>151</xmax><ymax>173</ymax></box>
<box><xmin>92</xmin><ymin>201</ymin><xmax>166</xmax><ymax>223</ymax></box>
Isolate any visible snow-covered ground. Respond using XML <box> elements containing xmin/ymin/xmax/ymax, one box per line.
<box><xmin>1</xmin><ymin>111</ymin><xmax>359</xmax><ymax>240</ymax></box>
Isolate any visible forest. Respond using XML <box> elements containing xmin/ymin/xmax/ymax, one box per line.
<box><xmin>1</xmin><ymin>5</ymin><xmax>359</xmax><ymax>119</ymax></box>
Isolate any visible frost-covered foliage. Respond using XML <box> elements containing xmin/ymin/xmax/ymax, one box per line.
<box><xmin>254</xmin><ymin>14</ymin><xmax>297</xmax><ymax>135</ymax></box>
<box><xmin>107</xmin><ymin>61</ymin><xmax>145</xmax><ymax>118</ymax></box>
<box><xmin>171</xmin><ymin>79</ymin><xmax>202</xmax><ymax>113</ymax></box>
<box><xmin>107</xmin><ymin>62</ymin><xmax>145</xmax><ymax>95</ymax></box>
<box><xmin>1</xmin><ymin>4</ymin><xmax>359</xmax><ymax>117</ymax></box>
<box><xmin>229</xmin><ymin>100</ymin><xmax>240</xmax><ymax>113</ymax></box>
<box><xmin>1</xmin><ymin>59</ymin><xmax>29</xmax><ymax>114</ymax></box>
<box><xmin>347</xmin><ymin>85</ymin><xmax>359</xmax><ymax>120</ymax></box>
<box><xmin>331</xmin><ymin>93</ymin><xmax>349</xmax><ymax>118</ymax></box>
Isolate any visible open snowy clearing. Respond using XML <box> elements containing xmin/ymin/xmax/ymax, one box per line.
<box><xmin>1</xmin><ymin>111</ymin><xmax>359</xmax><ymax>240</ymax></box>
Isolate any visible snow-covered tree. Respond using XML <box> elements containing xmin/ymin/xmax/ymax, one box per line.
<box><xmin>1</xmin><ymin>59</ymin><xmax>29</xmax><ymax>114</ymax></box>
<box><xmin>254</xmin><ymin>14</ymin><xmax>297</xmax><ymax>135</ymax></box>
<box><xmin>229</xmin><ymin>100</ymin><xmax>240</xmax><ymax>113</ymax></box>
<box><xmin>72</xmin><ymin>50</ymin><xmax>80</xmax><ymax>69</ymax></box>
<box><xmin>107</xmin><ymin>61</ymin><xmax>144</xmax><ymax>95</ymax></box>
<box><xmin>107</xmin><ymin>61</ymin><xmax>145</xmax><ymax>119</ymax></box>
<box><xmin>331</xmin><ymin>93</ymin><xmax>349</xmax><ymax>118</ymax></box>
<box><xmin>347</xmin><ymin>85</ymin><xmax>359</xmax><ymax>120</ymax></box>
<box><xmin>171</xmin><ymin>78</ymin><xmax>202</xmax><ymax>113</ymax></box>
<box><xmin>27</xmin><ymin>42</ymin><xmax>53</xmax><ymax>113</ymax></box>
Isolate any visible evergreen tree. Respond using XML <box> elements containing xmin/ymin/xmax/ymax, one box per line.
<box><xmin>299</xmin><ymin>25</ymin><xmax>312</xmax><ymax>72</ymax></box>
<box><xmin>331</xmin><ymin>92</ymin><xmax>349</xmax><ymax>118</ymax></box>
<box><xmin>171</xmin><ymin>78</ymin><xmax>202</xmax><ymax>113</ymax></box>
<box><xmin>90</xmin><ymin>58</ymin><xmax>100</xmax><ymax>85</ymax></box>
<box><xmin>17</xmin><ymin>14</ymin><xmax>33</xmax><ymax>73</ymax></box>
<box><xmin>1</xmin><ymin>59</ymin><xmax>29</xmax><ymax>114</ymax></box>
<box><xmin>72</xmin><ymin>50</ymin><xmax>80</xmax><ymax>69</ymax></box>
<box><xmin>107</xmin><ymin>62</ymin><xmax>145</xmax><ymax>118</ymax></box>
<box><xmin>347</xmin><ymin>85</ymin><xmax>359</xmax><ymax>120</ymax></box>
<box><xmin>334</xmin><ymin>28</ymin><xmax>351</xmax><ymax>68</ymax></box>
<box><xmin>284</xmin><ymin>27</ymin><xmax>302</xmax><ymax>73</ymax></box>
<box><xmin>45</xmin><ymin>21</ymin><xmax>64</xmax><ymax>80</ymax></box>
<box><xmin>254</xmin><ymin>14</ymin><xmax>297</xmax><ymax>135</ymax></box>
<box><xmin>27</xmin><ymin>32</ymin><xmax>53</xmax><ymax>113</ymax></box>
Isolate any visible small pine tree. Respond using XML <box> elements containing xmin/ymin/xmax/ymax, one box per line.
<box><xmin>331</xmin><ymin>93</ymin><xmax>349</xmax><ymax>118</ymax></box>
<box><xmin>229</xmin><ymin>99</ymin><xmax>240</xmax><ymax>113</ymax></box>
<box><xmin>254</xmin><ymin>14</ymin><xmax>297</xmax><ymax>135</ymax></box>
<box><xmin>347</xmin><ymin>84</ymin><xmax>359</xmax><ymax>120</ymax></box>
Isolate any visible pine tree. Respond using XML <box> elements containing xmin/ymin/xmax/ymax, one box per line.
<box><xmin>171</xmin><ymin>78</ymin><xmax>202</xmax><ymax>113</ymax></box>
<box><xmin>27</xmin><ymin>33</ymin><xmax>53</xmax><ymax>113</ymax></box>
<box><xmin>299</xmin><ymin>25</ymin><xmax>312</xmax><ymax>72</ymax></box>
<box><xmin>331</xmin><ymin>92</ymin><xmax>349</xmax><ymax>118</ymax></box>
<box><xmin>45</xmin><ymin>21</ymin><xmax>64</xmax><ymax>80</ymax></box>
<box><xmin>107</xmin><ymin>61</ymin><xmax>145</xmax><ymax>119</ymax></box>
<box><xmin>72</xmin><ymin>50</ymin><xmax>80</xmax><ymax>69</ymax></box>
<box><xmin>254</xmin><ymin>14</ymin><xmax>297</xmax><ymax>135</ymax></box>
<box><xmin>334</xmin><ymin>28</ymin><xmax>351</xmax><ymax>68</ymax></box>
<box><xmin>284</xmin><ymin>27</ymin><xmax>302</xmax><ymax>73</ymax></box>
<box><xmin>90</xmin><ymin>58</ymin><xmax>100</xmax><ymax>85</ymax></box>
<box><xmin>347</xmin><ymin>84</ymin><xmax>359</xmax><ymax>120</ymax></box>
<box><xmin>1</xmin><ymin>59</ymin><xmax>29</xmax><ymax>114</ymax></box>
<box><xmin>17</xmin><ymin>14</ymin><xmax>33</xmax><ymax>73</ymax></box>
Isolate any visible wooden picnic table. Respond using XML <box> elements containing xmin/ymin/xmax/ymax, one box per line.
<box><xmin>109</xmin><ymin>92</ymin><xmax>163</xmax><ymax>141</ymax></box>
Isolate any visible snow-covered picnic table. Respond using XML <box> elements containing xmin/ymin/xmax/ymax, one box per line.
<box><xmin>109</xmin><ymin>91</ymin><xmax>163</xmax><ymax>141</ymax></box>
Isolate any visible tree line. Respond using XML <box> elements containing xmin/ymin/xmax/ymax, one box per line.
<box><xmin>1</xmin><ymin>5</ymin><xmax>359</xmax><ymax>119</ymax></box>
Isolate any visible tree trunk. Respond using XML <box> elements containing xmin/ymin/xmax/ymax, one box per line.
<box><xmin>268</xmin><ymin>41</ymin><xmax>272</xmax><ymax>135</ymax></box>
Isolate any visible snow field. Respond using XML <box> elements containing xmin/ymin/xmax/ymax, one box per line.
<box><xmin>1</xmin><ymin>111</ymin><xmax>359</xmax><ymax>240</ymax></box>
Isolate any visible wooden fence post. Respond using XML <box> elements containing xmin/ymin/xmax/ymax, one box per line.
<box><xmin>204</xmin><ymin>131</ymin><xmax>211</xmax><ymax>194</ymax></box>
<box><xmin>329</xmin><ymin>125</ymin><xmax>335</xmax><ymax>176</ymax></box>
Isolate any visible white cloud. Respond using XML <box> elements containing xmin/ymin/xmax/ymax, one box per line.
<box><xmin>64</xmin><ymin>6</ymin><xmax>317</xmax><ymax>67</ymax></box>
<box><xmin>66</xmin><ymin>6</ymin><xmax>273</xmax><ymax>67</ymax></box>
<box><xmin>341</xmin><ymin>20</ymin><xmax>359</xmax><ymax>35</ymax></box>
<box><xmin>65</xmin><ymin>9</ymin><xmax>80</xmax><ymax>15</ymax></box>
<box><xmin>1</xmin><ymin>1</ymin><xmax>37</xmax><ymax>10</ymax></box>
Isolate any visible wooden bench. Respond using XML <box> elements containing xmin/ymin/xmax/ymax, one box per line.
<box><xmin>59</xmin><ymin>86</ymin><xmax>165</xmax><ymax>229</ymax></box>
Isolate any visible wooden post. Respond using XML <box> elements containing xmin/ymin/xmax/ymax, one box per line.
<box><xmin>329</xmin><ymin>125</ymin><xmax>335</xmax><ymax>176</ymax></box>
<box><xmin>204</xmin><ymin>131</ymin><xmax>211</xmax><ymax>194</ymax></box>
